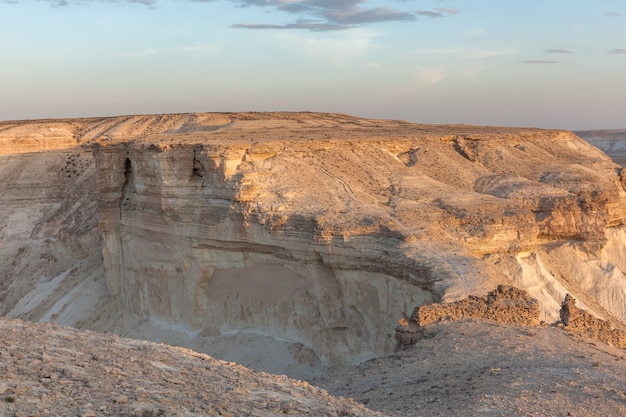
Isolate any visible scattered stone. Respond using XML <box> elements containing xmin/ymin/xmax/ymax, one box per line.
<box><xmin>0</xmin><ymin>317</ymin><xmax>383</xmax><ymax>417</ymax></box>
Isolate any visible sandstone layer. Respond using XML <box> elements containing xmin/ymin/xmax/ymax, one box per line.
<box><xmin>2</xmin><ymin>112</ymin><xmax>626</xmax><ymax>377</ymax></box>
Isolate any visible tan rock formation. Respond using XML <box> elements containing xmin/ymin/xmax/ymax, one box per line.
<box><xmin>2</xmin><ymin>112</ymin><xmax>626</xmax><ymax>377</ymax></box>
<box><xmin>395</xmin><ymin>285</ymin><xmax>541</xmax><ymax>347</ymax></box>
<box><xmin>559</xmin><ymin>293</ymin><xmax>626</xmax><ymax>348</ymax></box>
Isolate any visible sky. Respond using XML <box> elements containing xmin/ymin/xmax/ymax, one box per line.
<box><xmin>0</xmin><ymin>0</ymin><xmax>625</xmax><ymax>129</ymax></box>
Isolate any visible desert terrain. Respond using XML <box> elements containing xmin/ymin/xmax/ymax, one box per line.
<box><xmin>1</xmin><ymin>112</ymin><xmax>626</xmax><ymax>415</ymax></box>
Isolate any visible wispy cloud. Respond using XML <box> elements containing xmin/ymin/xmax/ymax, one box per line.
<box><xmin>519</xmin><ymin>60</ymin><xmax>560</xmax><ymax>64</ymax></box>
<box><xmin>545</xmin><ymin>49</ymin><xmax>573</xmax><ymax>54</ymax></box>
<box><xmin>32</xmin><ymin>0</ymin><xmax>419</xmax><ymax>31</ymax></box>
<box><xmin>231</xmin><ymin>1</ymin><xmax>416</xmax><ymax>29</ymax></box>
<box><xmin>416</xmin><ymin>7</ymin><xmax>459</xmax><ymax>19</ymax></box>
<box><xmin>608</xmin><ymin>49</ymin><xmax>626</xmax><ymax>54</ymax></box>
<box><xmin>410</xmin><ymin>47</ymin><xmax>508</xmax><ymax>59</ymax></box>
<box><xmin>324</xmin><ymin>6</ymin><xmax>415</xmax><ymax>25</ymax></box>
<box><xmin>38</xmin><ymin>0</ymin><xmax>157</xmax><ymax>6</ymax></box>
<box><xmin>605</xmin><ymin>11</ymin><xmax>621</xmax><ymax>17</ymax></box>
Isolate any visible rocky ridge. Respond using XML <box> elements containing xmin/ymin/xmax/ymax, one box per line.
<box><xmin>395</xmin><ymin>285</ymin><xmax>626</xmax><ymax>350</ymax></box>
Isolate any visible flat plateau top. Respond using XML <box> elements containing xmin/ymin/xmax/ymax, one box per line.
<box><xmin>0</xmin><ymin>112</ymin><xmax>562</xmax><ymax>147</ymax></box>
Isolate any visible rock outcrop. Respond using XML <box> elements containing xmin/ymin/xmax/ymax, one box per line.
<box><xmin>2</xmin><ymin>112</ymin><xmax>626</xmax><ymax>377</ymax></box>
<box><xmin>559</xmin><ymin>294</ymin><xmax>626</xmax><ymax>348</ymax></box>
<box><xmin>395</xmin><ymin>285</ymin><xmax>541</xmax><ymax>347</ymax></box>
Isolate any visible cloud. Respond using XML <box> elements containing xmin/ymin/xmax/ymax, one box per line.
<box><xmin>410</xmin><ymin>47</ymin><xmax>509</xmax><ymax>59</ymax></box>
<box><xmin>38</xmin><ymin>0</ymin><xmax>157</xmax><ymax>5</ymax></box>
<box><xmin>608</xmin><ymin>49</ymin><xmax>626</xmax><ymax>54</ymax></box>
<box><xmin>458</xmin><ymin>28</ymin><xmax>486</xmax><ymax>38</ymax></box>
<box><xmin>416</xmin><ymin>7</ymin><xmax>459</xmax><ymax>18</ymax></box>
<box><xmin>605</xmin><ymin>12</ymin><xmax>621</xmax><ymax>17</ymax></box>
<box><xmin>545</xmin><ymin>49</ymin><xmax>573</xmax><ymax>54</ymax></box>
<box><xmin>324</xmin><ymin>7</ymin><xmax>415</xmax><ymax>24</ymax></box>
<box><xmin>519</xmin><ymin>60</ymin><xmax>560</xmax><ymax>64</ymax></box>
<box><xmin>31</xmin><ymin>0</ymin><xmax>420</xmax><ymax>31</ymax></box>
<box><xmin>232</xmin><ymin>1</ymin><xmax>417</xmax><ymax>28</ymax></box>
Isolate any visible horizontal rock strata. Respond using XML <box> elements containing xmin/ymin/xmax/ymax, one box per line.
<box><xmin>2</xmin><ymin>112</ymin><xmax>626</xmax><ymax>376</ymax></box>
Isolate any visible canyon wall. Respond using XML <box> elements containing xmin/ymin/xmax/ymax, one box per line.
<box><xmin>2</xmin><ymin>113</ymin><xmax>626</xmax><ymax>377</ymax></box>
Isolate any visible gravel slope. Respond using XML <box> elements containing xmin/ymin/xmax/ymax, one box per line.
<box><xmin>314</xmin><ymin>320</ymin><xmax>626</xmax><ymax>417</ymax></box>
<box><xmin>0</xmin><ymin>317</ymin><xmax>383</xmax><ymax>417</ymax></box>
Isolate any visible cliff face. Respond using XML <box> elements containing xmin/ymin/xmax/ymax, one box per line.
<box><xmin>2</xmin><ymin>113</ymin><xmax>626</xmax><ymax>376</ymax></box>
<box><xmin>0</xmin><ymin>123</ymin><xmax>101</xmax><ymax>324</ymax></box>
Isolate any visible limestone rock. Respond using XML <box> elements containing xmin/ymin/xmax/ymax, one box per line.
<box><xmin>2</xmin><ymin>112</ymin><xmax>626</xmax><ymax>377</ymax></box>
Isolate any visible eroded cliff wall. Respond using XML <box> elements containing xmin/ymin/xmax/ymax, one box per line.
<box><xmin>2</xmin><ymin>113</ymin><xmax>626</xmax><ymax>377</ymax></box>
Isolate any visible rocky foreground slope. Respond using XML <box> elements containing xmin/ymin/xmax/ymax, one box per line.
<box><xmin>1</xmin><ymin>309</ymin><xmax>625</xmax><ymax>417</ymax></box>
<box><xmin>0</xmin><ymin>316</ymin><xmax>379</xmax><ymax>417</ymax></box>
<box><xmin>2</xmin><ymin>113</ymin><xmax>626</xmax><ymax>379</ymax></box>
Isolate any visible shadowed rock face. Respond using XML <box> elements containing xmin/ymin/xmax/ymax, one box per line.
<box><xmin>2</xmin><ymin>112</ymin><xmax>626</xmax><ymax>377</ymax></box>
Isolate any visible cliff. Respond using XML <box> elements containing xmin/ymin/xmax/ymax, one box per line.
<box><xmin>2</xmin><ymin>112</ymin><xmax>626</xmax><ymax>377</ymax></box>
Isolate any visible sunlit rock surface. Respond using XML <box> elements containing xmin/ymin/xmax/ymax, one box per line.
<box><xmin>2</xmin><ymin>113</ymin><xmax>626</xmax><ymax>377</ymax></box>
